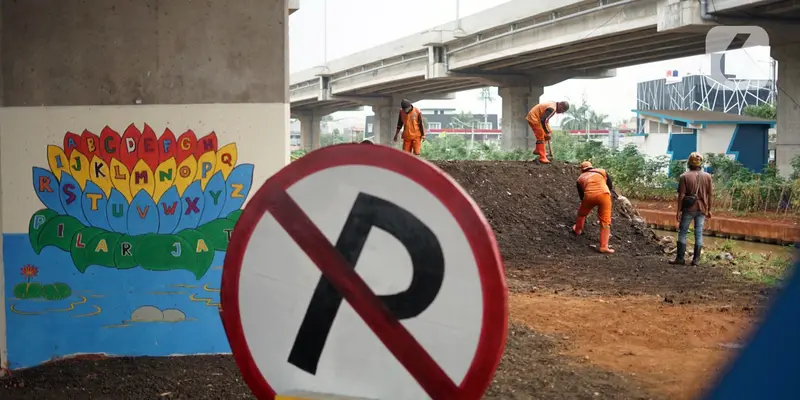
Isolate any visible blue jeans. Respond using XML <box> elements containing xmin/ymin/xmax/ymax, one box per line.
<box><xmin>678</xmin><ymin>210</ymin><xmax>705</xmax><ymax>247</ymax></box>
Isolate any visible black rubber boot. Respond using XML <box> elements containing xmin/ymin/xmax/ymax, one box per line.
<box><xmin>691</xmin><ymin>245</ymin><xmax>702</xmax><ymax>266</ymax></box>
<box><xmin>670</xmin><ymin>242</ymin><xmax>686</xmax><ymax>265</ymax></box>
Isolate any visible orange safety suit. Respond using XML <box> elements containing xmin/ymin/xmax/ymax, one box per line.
<box><xmin>397</xmin><ymin>107</ymin><xmax>425</xmax><ymax>155</ymax></box>
<box><xmin>526</xmin><ymin>102</ymin><xmax>558</xmax><ymax>163</ymax></box>
<box><xmin>526</xmin><ymin>101</ymin><xmax>557</xmax><ymax>141</ymax></box>
<box><xmin>573</xmin><ymin>168</ymin><xmax>615</xmax><ymax>253</ymax></box>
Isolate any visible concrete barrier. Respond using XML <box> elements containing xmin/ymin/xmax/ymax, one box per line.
<box><xmin>636</xmin><ymin>208</ymin><xmax>800</xmax><ymax>245</ymax></box>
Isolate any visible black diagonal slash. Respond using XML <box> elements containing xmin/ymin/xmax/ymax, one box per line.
<box><xmin>287</xmin><ymin>192</ymin><xmax>445</xmax><ymax>375</ymax></box>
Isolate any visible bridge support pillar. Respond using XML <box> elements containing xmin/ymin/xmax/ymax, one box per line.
<box><xmin>371</xmin><ymin>106</ymin><xmax>396</xmax><ymax>146</ymax></box>
<box><xmin>0</xmin><ymin>0</ymin><xmax>290</xmax><ymax>371</ymax></box>
<box><xmin>772</xmin><ymin>43</ymin><xmax>800</xmax><ymax>178</ymax></box>
<box><xmin>296</xmin><ymin>112</ymin><xmax>323</xmax><ymax>151</ymax></box>
<box><xmin>499</xmin><ymin>85</ymin><xmax>543</xmax><ymax>150</ymax></box>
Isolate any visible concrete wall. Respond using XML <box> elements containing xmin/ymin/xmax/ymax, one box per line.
<box><xmin>696</xmin><ymin>124</ymin><xmax>735</xmax><ymax>158</ymax></box>
<box><xmin>0</xmin><ymin>0</ymin><xmax>291</xmax><ymax>370</ymax></box>
<box><xmin>620</xmin><ymin>135</ymin><xmax>646</xmax><ymax>150</ymax></box>
<box><xmin>728</xmin><ymin>124</ymin><xmax>770</xmax><ymax>172</ymax></box>
<box><xmin>640</xmin><ymin>119</ymin><xmax>768</xmax><ymax>172</ymax></box>
<box><xmin>642</xmin><ymin>133</ymin><xmax>671</xmax><ymax>159</ymax></box>
<box><xmin>640</xmin><ymin>131</ymin><xmax>670</xmax><ymax>160</ymax></box>
<box><xmin>667</xmin><ymin>130</ymin><xmax>697</xmax><ymax>161</ymax></box>
<box><xmin>0</xmin><ymin>104</ymin><xmax>286</xmax><ymax>369</ymax></box>
<box><xmin>639</xmin><ymin>117</ymin><xmax>697</xmax><ymax>160</ymax></box>
<box><xmin>2</xmin><ymin>0</ymin><xmax>288</xmax><ymax>106</ymax></box>
<box><xmin>694</xmin><ymin>123</ymin><xmax>769</xmax><ymax>171</ymax></box>
<box><xmin>773</xmin><ymin>43</ymin><xmax>800</xmax><ymax>177</ymax></box>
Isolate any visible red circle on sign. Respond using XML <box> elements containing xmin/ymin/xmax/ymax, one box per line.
<box><xmin>220</xmin><ymin>143</ymin><xmax>508</xmax><ymax>399</ymax></box>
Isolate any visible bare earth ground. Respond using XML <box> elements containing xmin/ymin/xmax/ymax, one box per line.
<box><xmin>0</xmin><ymin>161</ymin><xmax>777</xmax><ymax>399</ymax></box>
<box><xmin>508</xmin><ymin>293</ymin><xmax>755</xmax><ymax>400</ymax></box>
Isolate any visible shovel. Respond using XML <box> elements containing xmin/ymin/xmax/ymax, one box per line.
<box><xmin>546</xmin><ymin>140</ymin><xmax>554</xmax><ymax>159</ymax></box>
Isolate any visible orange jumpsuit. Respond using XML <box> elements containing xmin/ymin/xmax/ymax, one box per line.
<box><xmin>526</xmin><ymin>102</ymin><xmax>557</xmax><ymax>163</ymax></box>
<box><xmin>397</xmin><ymin>107</ymin><xmax>425</xmax><ymax>155</ymax></box>
<box><xmin>526</xmin><ymin>101</ymin><xmax>557</xmax><ymax>141</ymax></box>
<box><xmin>574</xmin><ymin>168</ymin><xmax>615</xmax><ymax>253</ymax></box>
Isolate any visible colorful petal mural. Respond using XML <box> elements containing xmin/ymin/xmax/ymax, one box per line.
<box><xmin>29</xmin><ymin>124</ymin><xmax>254</xmax><ymax>279</ymax></box>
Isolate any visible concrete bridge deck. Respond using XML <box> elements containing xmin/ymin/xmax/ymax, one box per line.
<box><xmin>289</xmin><ymin>0</ymin><xmax>800</xmax><ymax>177</ymax></box>
<box><xmin>289</xmin><ymin>0</ymin><xmax>771</xmax><ymax>113</ymax></box>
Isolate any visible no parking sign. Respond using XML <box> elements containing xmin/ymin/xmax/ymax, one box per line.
<box><xmin>220</xmin><ymin>144</ymin><xmax>508</xmax><ymax>399</ymax></box>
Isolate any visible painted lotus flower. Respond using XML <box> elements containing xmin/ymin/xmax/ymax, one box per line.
<box><xmin>28</xmin><ymin>124</ymin><xmax>254</xmax><ymax>279</ymax></box>
<box><xmin>20</xmin><ymin>264</ymin><xmax>39</xmax><ymax>280</ymax></box>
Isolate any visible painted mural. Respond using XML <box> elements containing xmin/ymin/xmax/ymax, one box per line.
<box><xmin>4</xmin><ymin>124</ymin><xmax>254</xmax><ymax>368</ymax></box>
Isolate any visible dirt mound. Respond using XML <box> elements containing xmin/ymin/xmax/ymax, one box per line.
<box><xmin>0</xmin><ymin>355</ymin><xmax>251</xmax><ymax>399</ymax></box>
<box><xmin>433</xmin><ymin>160</ymin><xmax>662</xmax><ymax>262</ymax></box>
<box><xmin>433</xmin><ymin>160</ymin><xmax>772</xmax><ymax>306</ymax></box>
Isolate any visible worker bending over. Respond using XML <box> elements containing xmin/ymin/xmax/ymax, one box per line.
<box><xmin>393</xmin><ymin>99</ymin><xmax>426</xmax><ymax>155</ymax></box>
<box><xmin>573</xmin><ymin>161</ymin><xmax>616</xmax><ymax>254</ymax></box>
<box><xmin>526</xmin><ymin>100</ymin><xmax>569</xmax><ymax>164</ymax></box>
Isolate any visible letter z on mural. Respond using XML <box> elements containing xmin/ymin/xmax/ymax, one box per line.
<box><xmin>30</xmin><ymin>124</ymin><xmax>254</xmax><ymax>279</ymax></box>
<box><xmin>3</xmin><ymin>123</ymin><xmax>254</xmax><ymax>370</ymax></box>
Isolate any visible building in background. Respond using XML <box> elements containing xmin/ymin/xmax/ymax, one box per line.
<box><xmin>637</xmin><ymin>74</ymin><xmax>773</xmax><ymax>116</ymax></box>
<box><xmin>634</xmin><ymin>109</ymin><xmax>774</xmax><ymax>172</ymax></box>
<box><xmin>326</xmin><ymin>117</ymin><xmax>366</xmax><ymax>142</ymax></box>
<box><xmin>289</xmin><ymin>116</ymin><xmax>366</xmax><ymax>150</ymax></box>
<box><xmin>637</xmin><ymin>59</ymin><xmax>775</xmax><ymax>116</ymax></box>
<box><xmin>339</xmin><ymin>126</ymin><xmax>366</xmax><ymax>141</ymax></box>
<box><xmin>365</xmin><ymin>108</ymin><xmax>501</xmax><ymax>143</ymax></box>
<box><xmin>635</xmin><ymin>61</ymin><xmax>776</xmax><ymax>166</ymax></box>
<box><xmin>290</xmin><ymin>119</ymin><xmax>301</xmax><ymax>149</ymax></box>
<box><xmin>566</xmin><ymin>129</ymin><xmax>643</xmax><ymax>150</ymax></box>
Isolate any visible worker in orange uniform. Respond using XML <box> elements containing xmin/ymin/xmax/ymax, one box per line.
<box><xmin>572</xmin><ymin>161</ymin><xmax>617</xmax><ymax>254</ymax></box>
<box><xmin>526</xmin><ymin>101</ymin><xmax>570</xmax><ymax>163</ymax></box>
<box><xmin>393</xmin><ymin>99</ymin><xmax>426</xmax><ymax>155</ymax></box>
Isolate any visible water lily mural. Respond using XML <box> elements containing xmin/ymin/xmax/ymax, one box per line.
<box><xmin>28</xmin><ymin>124</ymin><xmax>254</xmax><ymax>279</ymax></box>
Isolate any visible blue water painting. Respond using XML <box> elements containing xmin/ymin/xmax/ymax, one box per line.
<box><xmin>3</xmin><ymin>233</ymin><xmax>231</xmax><ymax>369</ymax></box>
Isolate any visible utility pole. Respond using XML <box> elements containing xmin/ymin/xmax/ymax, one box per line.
<box><xmin>608</xmin><ymin>127</ymin><xmax>619</xmax><ymax>150</ymax></box>
<box><xmin>454</xmin><ymin>0</ymin><xmax>465</xmax><ymax>36</ymax></box>
<box><xmin>482</xmin><ymin>88</ymin><xmax>489</xmax><ymax>124</ymax></box>
<box><xmin>470</xmin><ymin>121</ymin><xmax>476</xmax><ymax>156</ymax></box>
<box><xmin>771</xmin><ymin>59</ymin><xmax>778</xmax><ymax>106</ymax></box>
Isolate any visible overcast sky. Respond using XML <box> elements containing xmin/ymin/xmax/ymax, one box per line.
<box><xmin>288</xmin><ymin>0</ymin><xmax>773</xmax><ymax>123</ymax></box>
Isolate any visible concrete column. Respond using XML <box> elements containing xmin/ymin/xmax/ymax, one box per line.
<box><xmin>372</xmin><ymin>106</ymin><xmax>397</xmax><ymax>146</ymax></box>
<box><xmin>0</xmin><ymin>0</ymin><xmax>291</xmax><ymax>371</ymax></box>
<box><xmin>297</xmin><ymin>112</ymin><xmax>322</xmax><ymax>151</ymax></box>
<box><xmin>499</xmin><ymin>85</ymin><xmax>543</xmax><ymax>150</ymax></box>
<box><xmin>773</xmin><ymin>43</ymin><xmax>800</xmax><ymax>178</ymax></box>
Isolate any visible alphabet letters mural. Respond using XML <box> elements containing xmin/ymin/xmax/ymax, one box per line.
<box><xmin>30</xmin><ymin>124</ymin><xmax>253</xmax><ymax>279</ymax></box>
<box><xmin>4</xmin><ymin>123</ymin><xmax>255</xmax><ymax>369</ymax></box>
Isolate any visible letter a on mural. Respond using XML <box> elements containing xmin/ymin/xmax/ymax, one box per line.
<box><xmin>220</xmin><ymin>144</ymin><xmax>508</xmax><ymax>400</ymax></box>
<box><xmin>30</xmin><ymin>123</ymin><xmax>255</xmax><ymax>279</ymax></box>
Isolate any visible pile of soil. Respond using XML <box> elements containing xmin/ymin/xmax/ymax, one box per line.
<box><xmin>433</xmin><ymin>160</ymin><xmax>773</xmax><ymax>306</ymax></box>
<box><xmin>432</xmin><ymin>160</ymin><xmax>662</xmax><ymax>262</ymax></box>
<box><xmin>0</xmin><ymin>355</ymin><xmax>252</xmax><ymax>400</ymax></box>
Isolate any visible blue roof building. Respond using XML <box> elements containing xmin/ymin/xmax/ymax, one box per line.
<box><xmin>633</xmin><ymin>109</ymin><xmax>775</xmax><ymax>172</ymax></box>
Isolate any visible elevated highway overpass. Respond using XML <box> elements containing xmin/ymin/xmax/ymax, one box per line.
<box><xmin>291</xmin><ymin>0</ymin><xmax>800</xmax><ymax>176</ymax></box>
<box><xmin>701</xmin><ymin>0</ymin><xmax>800</xmax><ymax>17</ymax></box>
